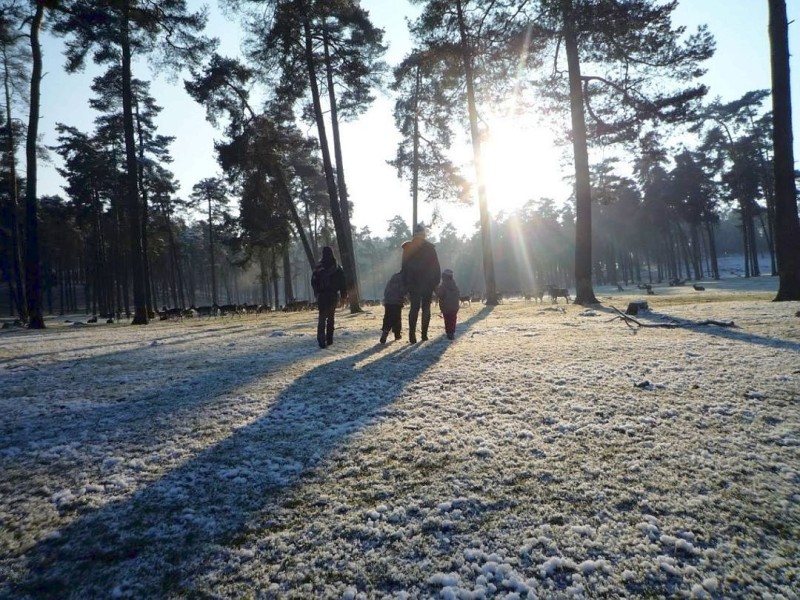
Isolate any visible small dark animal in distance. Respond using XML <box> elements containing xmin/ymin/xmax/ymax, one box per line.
<box><xmin>693</xmin><ymin>283</ymin><xmax>705</xmax><ymax>291</ymax></box>
<box><xmin>459</xmin><ymin>295</ymin><xmax>471</xmax><ymax>307</ymax></box>
<box><xmin>547</xmin><ymin>285</ymin><xmax>571</xmax><ymax>303</ymax></box>
<box><xmin>527</xmin><ymin>289</ymin><xmax>546</xmax><ymax>303</ymax></box>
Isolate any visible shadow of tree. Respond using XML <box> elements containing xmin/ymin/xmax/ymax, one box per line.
<box><xmin>596</xmin><ymin>304</ymin><xmax>800</xmax><ymax>353</ymax></box>
<box><xmin>1</xmin><ymin>325</ymin><xmax>324</xmax><ymax>458</ymax></box>
<box><xmin>2</xmin><ymin>308</ymin><xmax>494</xmax><ymax>598</ymax></box>
<box><xmin>0</xmin><ymin>317</ymin><xmax>310</xmax><ymax>365</ymax></box>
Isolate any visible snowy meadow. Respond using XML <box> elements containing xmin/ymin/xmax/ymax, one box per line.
<box><xmin>0</xmin><ymin>277</ymin><xmax>798</xmax><ymax>599</ymax></box>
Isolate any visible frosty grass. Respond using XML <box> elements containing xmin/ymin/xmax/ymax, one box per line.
<box><xmin>0</xmin><ymin>278</ymin><xmax>798</xmax><ymax>599</ymax></box>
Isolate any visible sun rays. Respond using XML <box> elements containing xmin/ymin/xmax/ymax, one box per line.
<box><xmin>481</xmin><ymin>117</ymin><xmax>565</xmax><ymax>216</ymax></box>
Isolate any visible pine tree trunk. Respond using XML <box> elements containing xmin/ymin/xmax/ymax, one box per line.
<box><xmin>58</xmin><ymin>258</ymin><xmax>64</xmax><ymax>315</ymax></box>
<box><xmin>412</xmin><ymin>64</ymin><xmax>421</xmax><ymax>230</ymax></box>
<box><xmin>272</xmin><ymin>166</ymin><xmax>317</xmax><ymax>268</ymax></box>
<box><xmin>740</xmin><ymin>208</ymin><xmax>751</xmax><ymax>278</ymax></box>
<box><xmin>562</xmin><ymin>1</ymin><xmax>598</xmax><ymax>305</ymax></box>
<box><xmin>753</xmin><ymin>127</ymin><xmax>779</xmax><ymax>275</ymax></box>
<box><xmin>705</xmin><ymin>221</ymin><xmax>720</xmax><ymax>280</ymax></box>
<box><xmin>271</xmin><ymin>251</ymin><xmax>280</xmax><ymax>308</ymax></box>
<box><xmin>135</xmin><ymin>100</ymin><xmax>155</xmax><ymax>317</ymax></box>
<box><xmin>259</xmin><ymin>251</ymin><xmax>268</xmax><ymax>306</ymax></box>
<box><xmin>24</xmin><ymin>1</ymin><xmax>45</xmax><ymax>328</ymax></box>
<box><xmin>747</xmin><ymin>202</ymin><xmax>761</xmax><ymax>276</ymax></box>
<box><xmin>322</xmin><ymin>25</ymin><xmax>362</xmax><ymax>312</ymax></box>
<box><xmin>3</xmin><ymin>44</ymin><xmax>27</xmax><ymax>322</ymax></box>
<box><xmin>121</xmin><ymin>2</ymin><xmax>148</xmax><ymax>324</ymax></box>
<box><xmin>302</xmin><ymin>19</ymin><xmax>351</xmax><ymax>300</ymax></box>
<box><xmin>769</xmin><ymin>0</ymin><xmax>800</xmax><ymax>298</ymax></box>
<box><xmin>164</xmin><ymin>208</ymin><xmax>186</xmax><ymax>308</ymax></box>
<box><xmin>689</xmin><ymin>223</ymin><xmax>703</xmax><ymax>279</ymax></box>
<box><xmin>207</xmin><ymin>195</ymin><xmax>217</xmax><ymax>306</ymax></box>
<box><xmin>283</xmin><ymin>248</ymin><xmax>294</xmax><ymax>303</ymax></box>
<box><xmin>455</xmin><ymin>0</ymin><xmax>498</xmax><ymax>306</ymax></box>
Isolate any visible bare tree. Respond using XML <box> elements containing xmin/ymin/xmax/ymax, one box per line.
<box><xmin>768</xmin><ymin>0</ymin><xmax>800</xmax><ymax>300</ymax></box>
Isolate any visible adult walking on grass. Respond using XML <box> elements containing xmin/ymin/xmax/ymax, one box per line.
<box><xmin>311</xmin><ymin>246</ymin><xmax>347</xmax><ymax>349</ymax></box>
<box><xmin>401</xmin><ymin>223</ymin><xmax>441</xmax><ymax>343</ymax></box>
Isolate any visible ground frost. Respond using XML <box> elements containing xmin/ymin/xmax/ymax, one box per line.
<box><xmin>0</xmin><ymin>285</ymin><xmax>798</xmax><ymax>598</ymax></box>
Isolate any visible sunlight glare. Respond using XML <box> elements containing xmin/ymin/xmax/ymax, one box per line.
<box><xmin>481</xmin><ymin>119</ymin><xmax>566</xmax><ymax>215</ymax></box>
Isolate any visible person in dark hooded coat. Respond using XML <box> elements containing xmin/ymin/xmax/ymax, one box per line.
<box><xmin>401</xmin><ymin>223</ymin><xmax>441</xmax><ymax>343</ymax></box>
<box><xmin>311</xmin><ymin>246</ymin><xmax>347</xmax><ymax>348</ymax></box>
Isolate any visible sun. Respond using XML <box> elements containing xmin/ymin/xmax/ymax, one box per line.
<box><xmin>481</xmin><ymin>119</ymin><xmax>568</xmax><ymax>215</ymax></box>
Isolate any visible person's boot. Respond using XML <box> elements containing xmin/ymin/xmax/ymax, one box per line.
<box><xmin>379</xmin><ymin>329</ymin><xmax>388</xmax><ymax>344</ymax></box>
<box><xmin>421</xmin><ymin>312</ymin><xmax>430</xmax><ymax>341</ymax></box>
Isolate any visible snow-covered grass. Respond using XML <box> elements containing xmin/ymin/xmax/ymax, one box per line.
<box><xmin>1</xmin><ymin>276</ymin><xmax>798</xmax><ymax>599</ymax></box>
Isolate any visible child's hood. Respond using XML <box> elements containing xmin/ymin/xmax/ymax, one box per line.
<box><xmin>441</xmin><ymin>278</ymin><xmax>458</xmax><ymax>290</ymax></box>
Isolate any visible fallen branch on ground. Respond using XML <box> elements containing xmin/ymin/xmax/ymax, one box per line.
<box><xmin>609</xmin><ymin>306</ymin><xmax>737</xmax><ymax>330</ymax></box>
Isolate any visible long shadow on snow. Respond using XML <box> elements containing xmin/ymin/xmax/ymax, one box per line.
<box><xmin>0</xmin><ymin>324</ymin><xmax>352</xmax><ymax>561</ymax></box>
<box><xmin>0</xmin><ymin>324</ymin><xmax>370</xmax><ymax>535</ymax></box>
<box><xmin>4</xmin><ymin>307</ymin><xmax>494</xmax><ymax>598</ymax></box>
<box><xmin>598</xmin><ymin>304</ymin><xmax>800</xmax><ymax>353</ymax></box>
<box><xmin>0</xmin><ymin>316</ymin><xmax>308</xmax><ymax>366</ymax></box>
<box><xmin>0</xmin><ymin>324</ymin><xmax>321</xmax><ymax>452</ymax></box>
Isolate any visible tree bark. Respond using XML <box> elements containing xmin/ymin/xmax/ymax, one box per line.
<box><xmin>412</xmin><ymin>64</ymin><xmax>421</xmax><ymax>231</ymax></box>
<box><xmin>272</xmin><ymin>167</ymin><xmax>316</xmax><ymax>269</ymax></box>
<box><xmin>563</xmin><ymin>1</ymin><xmax>598</xmax><ymax>304</ymax></box>
<box><xmin>2</xmin><ymin>43</ymin><xmax>27</xmax><ymax>322</ymax></box>
<box><xmin>207</xmin><ymin>194</ymin><xmax>218</xmax><ymax>306</ymax></box>
<box><xmin>322</xmin><ymin>24</ymin><xmax>361</xmax><ymax>312</ymax></box>
<box><xmin>302</xmin><ymin>18</ymin><xmax>356</xmax><ymax>307</ymax></box>
<box><xmin>121</xmin><ymin>1</ymin><xmax>148</xmax><ymax>324</ymax></box>
<box><xmin>768</xmin><ymin>0</ymin><xmax>800</xmax><ymax>300</ymax></box>
<box><xmin>24</xmin><ymin>1</ymin><xmax>45</xmax><ymax>328</ymax></box>
<box><xmin>271</xmin><ymin>251</ymin><xmax>279</xmax><ymax>308</ymax></box>
<box><xmin>747</xmin><ymin>202</ymin><xmax>760</xmax><ymax>276</ymax></box>
<box><xmin>705</xmin><ymin>220</ymin><xmax>720</xmax><ymax>279</ymax></box>
<box><xmin>135</xmin><ymin>99</ymin><xmax>155</xmax><ymax>316</ymax></box>
<box><xmin>282</xmin><ymin>247</ymin><xmax>294</xmax><ymax>302</ymax></box>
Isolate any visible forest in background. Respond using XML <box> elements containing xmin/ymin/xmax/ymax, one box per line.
<box><xmin>1</xmin><ymin>0</ymin><xmax>798</xmax><ymax>323</ymax></box>
<box><xmin>0</xmin><ymin>199</ymin><xmax>776</xmax><ymax>318</ymax></box>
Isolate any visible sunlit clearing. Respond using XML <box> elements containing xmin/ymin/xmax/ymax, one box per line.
<box><xmin>481</xmin><ymin>119</ymin><xmax>565</xmax><ymax>215</ymax></box>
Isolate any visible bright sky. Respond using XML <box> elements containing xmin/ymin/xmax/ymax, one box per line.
<box><xmin>35</xmin><ymin>0</ymin><xmax>800</xmax><ymax>238</ymax></box>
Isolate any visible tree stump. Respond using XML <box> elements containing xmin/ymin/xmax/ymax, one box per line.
<box><xmin>625</xmin><ymin>301</ymin><xmax>649</xmax><ymax>316</ymax></box>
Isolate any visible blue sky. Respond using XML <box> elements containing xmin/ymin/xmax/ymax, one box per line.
<box><xmin>34</xmin><ymin>0</ymin><xmax>800</xmax><ymax>236</ymax></box>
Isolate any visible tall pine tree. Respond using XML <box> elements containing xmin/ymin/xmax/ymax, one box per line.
<box><xmin>53</xmin><ymin>0</ymin><xmax>213</xmax><ymax>324</ymax></box>
<box><xmin>768</xmin><ymin>0</ymin><xmax>800</xmax><ymax>300</ymax></box>
<box><xmin>530</xmin><ymin>0</ymin><xmax>714</xmax><ymax>304</ymax></box>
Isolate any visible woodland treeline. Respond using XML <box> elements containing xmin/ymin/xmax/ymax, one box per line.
<box><xmin>1</xmin><ymin>0</ymin><xmax>798</xmax><ymax>325</ymax></box>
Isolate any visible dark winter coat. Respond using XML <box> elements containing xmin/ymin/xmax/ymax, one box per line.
<box><xmin>312</xmin><ymin>257</ymin><xmax>347</xmax><ymax>310</ymax></box>
<box><xmin>401</xmin><ymin>236</ymin><xmax>441</xmax><ymax>294</ymax></box>
<box><xmin>436</xmin><ymin>277</ymin><xmax>461</xmax><ymax>314</ymax></box>
<box><xmin>383</xmin><ymin>272</ymin><xmax>406</xmax><ymax>306</ymax></box>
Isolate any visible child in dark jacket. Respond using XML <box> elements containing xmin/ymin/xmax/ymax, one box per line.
<box><xmin>380</xmin><ymin>272</ymin><xmax>406</xmax><ymax>344</ymax></box>
<box><xmin>311</xmin><ymin>246</ymin><xmax>347</xmax><ymax>349</ymax></box>
<box><xmin>435</xmin><ymin>269</ymin><xmax>460</xmax><ymax>340</ymax></box>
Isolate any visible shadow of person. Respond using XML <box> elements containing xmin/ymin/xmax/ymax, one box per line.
<box><xmin>4</xmin><ymin>308</ymin><xmax>494</xmax><ymax>598</ymax></box>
